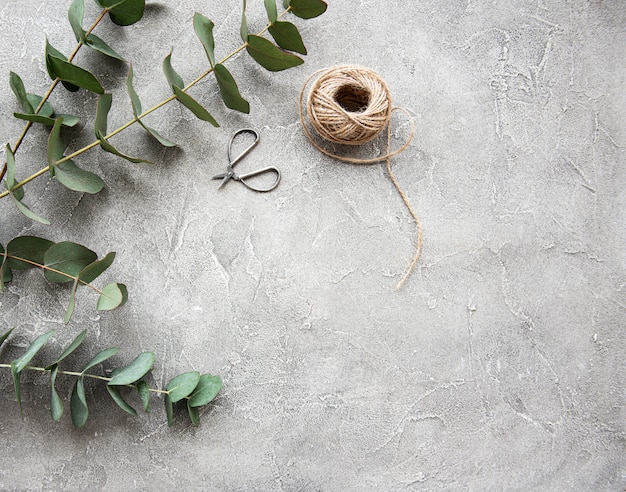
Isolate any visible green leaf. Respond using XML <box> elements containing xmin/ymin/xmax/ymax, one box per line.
<box><xmin>43</xmin><ymin>241</ymin><xmax>98</xmax><ymax>284</ymax></box>
<box><xmin>46</xmin><ymin>53</ymin><xmax>104</xmax><ymax>94</ymax></box>
<box><xmin>97</xmin><ymin>282</ymin><xmax>128</xmax><ymax>310</ymax></box>
<box><xmin>240</xmin><ymin>0</ymin><xmax>249</xmax><ymax>41</ymax></box>
<box><xmin>64</xmin><ymin>278</ymin><xmax>79</xmax><ymax>323</ymax></box>
<box><xmin>70</xmin><ymin>377</ymin><xmax>88</xmax><ymax>428</ymax></box>
<box><xmin>78</xmin><ymin>252</ymin><xmax>116</xmax><ymax>284</ymax></box>
<box><xmin>139</xmin><ymin>122</ymin><xmax>177</xmax><ymax>147</ymax></box>
<box><xmin>6</xmin><ymin>236</ymin><xmax>54</xmax><ymax>271</ymax></box>
<box><xmin>5</xmin><ymin>145</ymin><xmax>49</xmax><ymax>224</ymax></box>
<box><xmin>268</xmin><ymin>21</ymin><xmax>307</xmax><ymax>55</ymax></box>
<box><xmin>214</xmin><ymin>64</ymin><xmax>250</xmax><ymax>113</ymax></box>
<box><xmin>108</xmin><ymin>352</ymin><xmax>155</xmax><ymax>386</ymax></box>
<box><xmin>126</xmin><ymin>64</ymin><xmax>142</xmax><ymax>116</ymax></box>
<box><xmin>14</xmin><ymin>112</ymin><xmax>80</xmax><ymax>127</ymax></box>
<box><xmin>283</xmin><ymin>0</ymin><xmax>290</xmax><ymax>9</ymax></box>
<box><xmin>97</xmin><ymin>130</ymin><xmax>150</xmax><ymax>164</ymax></box>
<box><xmin>95</xmin><ymin>93</ymin><xmax>112</xmax><ymax>135</ymax></box>
<box><xmin>107</xmin><ymin>0</ymin><xmax>145</xmax><ymax>26</ymax></box>
<box><xmin>165</xmin><ymin>394</ymin><xmax>173</xmax><ymax>426</ymax></box>
<box><xmin>11</xmin><ymin>362</ymin><xmax>22</xmax><ymax>417</ymax></box>
<box><xmin>47</xmin><ymin>118</ymin><xmax>65</xmax><ymax>173</ymax></box>
<box><xmin>106</xmin><ymin>385</ymin><xmax>137</xmax><ymax>416</ymax></box>
<box><xmin>136</xmin><ymin>380</ymin><xmax>150</xmax><ymax>413</ymax></box>
<box><xmin>9</xmin><ymin>71</ymin><xmax>33</xmax><ymax>113</ymax></box>
<box><xmin>166</xmin><ymin>371</ymin><xmax>200</xmax><ymax>403</ymax></box>
<box><xmin>50</xmin><ymin>364</ymin><xmax>64</xmax><ymax>421</ymax></box>
<box><xmin>55</xmin><ymin>159</ymin><xmax>106</xmax><ymax>194</ymax></box>
<box><xmin>188</xmin><ymin>373</ymin><xmax>222</xmax><ymax>407</ymax></box>
<box><xmin>26</xmin><ymin>94</ymin><xmax>54</xmax><ymax>117</ymax></box>
<box><xmin>193</xmin><ymin>13</ymin><xmax>216</xmax><ymax>67</ymax></box>
<box><xmin>86</xmin><ymin>33</ymin><xmax>125</xmax><ymax>61</ymax></box>
<box><xmin>162</xmin><ymin>50</ymin><xmax>184</xmax><ymax>89</ymax></box>
<box><xmin>45</xmin><ymin>40</ymin><xmax>79</xmax><ymax>91</ymax></box>
<box><xmin>288</xmin><ymin>0</ymin><xmax>327</xmax><ymax>19</ymax></box>
<box><xmin>8</xmin><ymin>194</ymin><xmax>49</xmax><ymax>225</ymax></box>
<box><xmin>54</xmin><ymin>329</ymin><xmax>87</xmax><ymax>365</ymax></box>
<box><xmin>246</xmin><ymin>35</ymin><xmax>304</xmax><ymax>71</ymax></box>
<box><xmin>187</xmin><ymin>401</ymin><xmax>200</xmax><ymax>426</ymax></box>
<box><xmin>0</xmin><ymin>244</ymin><xmax>10</xmax><ymax>288</ymax></box>
<box><xmin>12</xmin><ymin>330</ymin><xmax>55</xmax><ymax>373</ymax></box>
<box><xmin>0</xmin><ymin>328</ymin><xmax>14</xmax><ymax>348</ymax></box>
<box><xmin>265</xmin><ymin>0</ymin><xmax>278</xmax><ymax>23</ymax></box>
<box><xmin>172</xmin><ymin>86</ymin><xmax>219</xmax><ymax>127</ymax></box>
<box><xmin>68</xmin><ymin>0</ymin><xmax>86</xmax><ymax>42</ymax></box>
<box><xmin>81</xmin><ymin>347</ymin><xmax>120</xmax><ymax>374</ymax></box>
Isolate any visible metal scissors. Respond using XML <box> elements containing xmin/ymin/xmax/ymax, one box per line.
<box><xmin>212</xmin><ymin>128</ymin><xmax>281</xmax><ymax>192</ymax></box>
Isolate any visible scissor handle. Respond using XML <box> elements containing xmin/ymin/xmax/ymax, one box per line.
<box><xmin>228</xmin><ymin>128</ymin><xmax>260</xmax><ymax>167</ymax></box>
<box><xmin>236</xmin><ymin>166</ymin><xmax>281</xmax><ymax>193</ymax></box>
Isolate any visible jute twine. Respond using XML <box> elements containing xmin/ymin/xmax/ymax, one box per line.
<box><xmin>299</xmin><ymin>65</ymin><xmax>422</xmax><ymax>289</ymax></box>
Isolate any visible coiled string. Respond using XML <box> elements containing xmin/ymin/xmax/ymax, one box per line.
<box><xmin>299</xmin><ymin>65</ymin><xmax>422</xmax><ymax>290</ymax></box>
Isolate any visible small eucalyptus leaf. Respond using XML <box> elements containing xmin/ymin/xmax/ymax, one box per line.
<box><xmin>43</xmin><ymin>241</ymin><xmax>98</xmax><ymax>284</ymax></box>
<box><xmin>11</xmin><ymin>362</ymin><xmax>22</xmax><ymax>417</ymax></box>
<box><xmin>13</xmin><ymin>113</ymin><xmax>79</xmax><ymax>127</ymax></box>
<box><xmin>106</xmin><ymin>385</ymin><xmax>137</xmax><ymax>416</ymax></box>
<box><xmin>187</xmin><ymin>401</ymin><xmax>200</xmax><ymax>426</ymax></box>
<box><xmin>68</xmin><ymin>0</ymin><xmax>86</xmax><ymax>43</ymax></box>
<box><xmin>26</xmin><ymin>94</ymin><xmax>54</xmax><ymax>117</ymax></box>
<box><xmin>97</xmin><ymin>283</ymin><xmax>128</xmax><ymax>311</ymax></box>
<box><xmin>0</xmin><ymin>244</ymin><xmax>11</xmax><ymax>287</ymax></box>
<box><xmin>288</xmin><ymin>0</ymin><xmax>327</xmax><ymax>19</ymax></box>
<box><xmin>264</xmin><ymin>0</ymin><xmax>278</xmax><ymax>23</ymax></box>
<box><xmin>166</xmin><ymin>371</ymin><xmax>200</xmax><ymax>403</ymax></box>
<box><xmin>172</xmin><ymin>86</ymin><xmax>219</xmax><ymax>127</ymax></box>
<box><xmin>97</xmin><ymin>130</ymin><xmax>152</xmax><ymax>164</ymax></box>
<box><xmin>55</xmin><ymin>159</ymin><xmax>106</xmax><ymax>194</ymax></box>
<box><xmin>165</xmin><ymin>394</ymin><xmax>173</xmax><ymax>426</ymax></box>
<box><xmin>95</xmin><ymin>93</ymin><xmax>112</xmax><ymax>136</ymax></box>
<box><xmin>126</xmin><ymin>64</ymin><xmax>142</xmax><ymax>116</ymax></box>
<box><xmin>268</xmin><ymin>21</ymin><xmax>307</xmax><ymax>54</ymax></box>
<box><xmin>214</xmin><ymin>64</ymin><xmax>250</xmax><ymax>113</ymax></box>
<box><xmin>55</xmin><ymin>329</ymin><xmax>87</xmax><ymax>364</ymax></box>
<box><xmin>47</xmin><ymin>118</ymin><xmax>65</xmax><ymax>170</ymax></box>
<box><xmin>136</xmin><ymin>380</ymin><xmax>150</xmax><ymax>413</ymax></box>
<box><xmin>46</xmin><ymin>55</ymin><xmax>104</xmax><ymax>94</ymax></box>
<box><xmin>139</xmin><ymin>121</ymin><xmax>177</xmax><ymax>147</ymax></box>
<box><xmin>246</xmin><ymin>35</ymin><xmax>304</xmax><ymax>71</ymax></box>
<box><xmin>9</xmin><ymin>72</ymin><xmax>33</xmax><ymax>113</ymax></box>
<box><xmin>12</xmin><ymin>330</ymin><xmax>55</xmax><ymax>373</ymax></box>
<box><xmin>162</xmin><ymin>51</ymin><xmax>184</xmax><ymax>89</ymax></box>
<box><xmin>0</xmin><ymin>327</ymin><xmax>14</xmax><ymax>347</ymax></box>
<box><xmin>108</xmin><ymin>352</ymin><xmax>155</xmax><ymax>386</ymax></box>
<box><xmin>106</xmin><ymin>0</ymin><xmax>145</xmax><ymax>26</ymax></box>
<box><xmin>64</xmin><ymin>279</ymin><xmax>79</xmax><ymax>323</ymax></box>
<box><xmin>193</xmin><ymin>13</ymin><xmax>216</xmax><ymax>67</ymax></box>
<box><xmin>50</xmin><ymin>365</ymin><xmax>64</xmax><ymax>421</ymax></box>
<box><xmin>86</xmin><ymin>33</ymin><xmax>125</xmax><ymax>61</ymax></box>
<box><xmin>70</xmin><ymin>377</ymin><xmax>88</xmax><ymax>428</ymax></box>
<box><xmin>5</xmin><ymin>235</ymin><xmax>54</xmax><ymax>271</ymax></box>
<box><xmin>78</xmin><ymin>251</ymin><xmax>116</xmax><ymax>284</ymax></box>
<box><xmin>188</xmin><ymin>373</ymin><xmax>222</xmax><ymax>407</ymax></box>
<box><xmin>240</xmin><ymin>0</ymin><xmax>249</xmax><ymax>41</ymax></box>
<box><xmin>81</xmin><ymin>347</ymin><xmax>120</xmax><ymax>374</ymax></box>
<box><xmin>8</xmin><ymin>194</ymin><xmax>50</xmax><ymax>225</ymax></box>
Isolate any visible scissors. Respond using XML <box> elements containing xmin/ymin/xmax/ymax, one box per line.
<box><xmin>212</xmin><ymin>128</ymin><xmax>281</xmax><ymax>192</ymax></box>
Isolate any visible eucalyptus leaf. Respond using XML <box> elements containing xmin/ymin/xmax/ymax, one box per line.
<box><xmin>166</xmin><ymin>371</ymin><xmax>200</xmax><ymax>403</ymax></box>
<box><xmin>64</xmin><ymin>278</ymin><xmax>79</xmax><ymax>323</ymax></box>
<box><xmin>246</xmin><ymin>35</ymin><xmax>303</xmax><ymax>71</ymax></box>
<box><xmin>193</xmin><ymin>13</ymin><xmax>216</xmax><ymax>67</ymax></box>
<box><xmin>5</xmin><ymin>145</ymin><xmax>48</xmax><ymax>224</ymax></box>
<box><xmin>187</xmin><ymin>401</ymin><xmax>200</xmax><ymax>426</ymax></box>
<box><xmin>162</xmin><ymin>51</ymin><xmax>184</xmax><ymax>89</ymax></box>
<box><xmin>126</xmin><ymin>64</ymin><xmax>142</xmax><ymax>116</ymax></box>
<box><xmin>55</xmin><ymin>159</ymin><xmax>106</xmax><ymax>194</ymax></box>
<box><xmin>46</xmin><ymin>55</ymin><xmax>104</xmax><ymax>94</ymax></box>
<box><xmin>95</xmin><ymin>93</ymin><xmax>112</xmax><ymax>136</ymax></box>
<box><xmin>55</xmin><ymin>329</ymin><xmax>87</xmax><ymax>364</ymax></box>
<box><xmin>97</xmin><ymin>130</ymin><xmax>151</xmax><ymax>164</ymax></box>
<box><xmin>6</xmin><ymin>236</ymin><xmax>55</xmax><ymax>271</ymax></box>
<box><xmin>97</xmin><ymin>282</ymin><xmax>128</xmax><ymax>310</ymax></box>
<box><xmin>136</xmin><ymin>380</ymin><xmax>150</xmax><ymax>413</ymax></box>
<box><xmin>43</xmin><ymin>241</ymin><xmax>98</xmax><ymax>284</ymax></box>
<box><xmin>81</xmin><ymin>347</ymin><xmax>120</xmax><ymax>374</ymax></box>
<box><xmin>140</xmin><ymin>122</ymin><xmax>177</xmax><ymax>147</ymax></box>
<box><xmin>0</xmin><ymin>328</ymin><xmax>14</xmax><ymax>347</ymax></box>
<box><xmin>240</xmin><ymin>0</ymin><xmax>248</xmax><ymax>41</ymax></box>
<box><xmin>172</xmin><ymin>85</ymin><xmax>219</xmax><ymax>127</ymax></box>
<box><xmin>283</xmin><ymin>0</ymin><xmax>290</xmax><ymax>8</ymax></box>
<box><xmin>68</xmin><ymin>0</ymin><xmax>86</xmax><ymax>43</ymax></box>
<box><xmin>47</xmin><ymin>118</ymin><xmax>65</xmax><ymax>173</ymax></box>
<box><xmin>86</xmin><ymin>33</ymin><xmax>125</xmax><ymax>61</ymax></box>
<box><xmin>8</xmin><ymin>194</ymin><xmax>49</xmax><ymax>225</ymax></box>
<box><xmin>214</xmin><ymin>64</ymin><xmax>250</xmax><ymax>113</ymax></box>
<box><xmin>12</xmin><ymin>330</ymin><xmax>55</xmax><ymax>373</ymax></box>
<box><xmin>26</xmin><ymin>94</ymin><xmax>55</xmax><ymax>118</ymax></box>
<box><xmin>264</xmin><ymin>0</ymin><xmax>278</xmax><ymax>23</ymax></box>
<box><xmin>44</xmin><ymin>40</ymin><xmax>79</xmax><ymax>91</ymax></box>
<box><xmin>9</xmin><ymin>71</ymin><xmax>33</xmax><ymax>113</ymax></box>
<box><xmin>106</xmin><ymin>385</ymin><xmax>137</xmax><ymax>415</ymax></box>
<box><xmin>50</xmin><ymin>364</ymin><xmax>64</xmax><ymax>421</ymax></box>
<box><xmin>13</xmin><ymin>113</ymin><xmax>80</xmax><ymax>128</ymax></box>
<box><xmin>70</xmin><ymin>377</ymin><xmax>88</xmax><ymax>428</ymax></box>
<box><xmin>106</xmin><ymin>0</ymin><xmax>145</xmax><ymax>27</ymax></box>
<box><xmin>108</xmin><ymin>352</ymin><xmax>155</xmax><ymax>386</ymax></box>
<box><xmin>11</xmin><ymin>361</ymin><xmax>22</xmax><ymax>417</ymax></box>
<box><xmin>268</xmin><ymin>21</ymin><xmax>307</xmax><ymax>55</ymax></box>
<box><xmin>288</xmin><ymin>0</ymin><xmax>327</xmax><ymax>19</ymax></box>
<box><xmin>188</xmin><ymin>373</ymin><xmax>222</xmax><ymax>407</ymax></box>
<box><xmin>165</xmin><ymin>394</ymin><xmax>173</xmax><ymax>426</ymax></box>
<box><xmin>78</xmin><ymin>251</ymin><xmax>116</xmax><ymax>284</ymax></box>
<box><xmin>0</xmin><ymin>244</ymin><xmax>10</xmax><ymax>287</ymax></box>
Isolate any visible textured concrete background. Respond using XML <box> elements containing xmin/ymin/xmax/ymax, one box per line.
<box><xmin>1</xmin><ymin>0</ymin><xmax>625</xmax><ymax>490</ymax></box>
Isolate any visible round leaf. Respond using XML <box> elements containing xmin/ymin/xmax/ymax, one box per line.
<box><xmin>97</xmin><ymin>283</ymin><xmax>128</xmax><ymax>311</ymax></box>
<box><xmin>108</xmin><ymin>352</ymin><xmax>155</xmax><ymax>386</ymax></box>
<box><xmin>166</xmin><ymin>371</ymin><xmax>200</xmax><ymax>403</ymax></box>
<box><xmin>43</xmin><ymin>241</ymin><xmax>98</xmax><ymax>284</ymax></box>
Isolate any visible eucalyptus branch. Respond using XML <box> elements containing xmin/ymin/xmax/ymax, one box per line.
<box><xmin>0</xmin><ymin>328</ymin><xmax>221</xmax><ymax>428</ymax></box>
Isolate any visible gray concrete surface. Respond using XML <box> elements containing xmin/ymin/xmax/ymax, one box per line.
<box><xmin>1</xmin><ymin>0</ymin><xmax>625</xmax><ymax>490</ymax></box>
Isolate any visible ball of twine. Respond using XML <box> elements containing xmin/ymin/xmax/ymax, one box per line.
<box><xmin>299</xmin><ymin>65</ymin><xmax>423</xmax><ymax>289</ymax></box>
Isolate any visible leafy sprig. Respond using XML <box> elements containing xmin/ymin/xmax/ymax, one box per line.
<box><xmin>0</xmin><ymin>235</ymin><xmax>126</xmax><ymax>323</ymax></box>
<box><xmin>0</xmin><ymin>328</ymin><xmax>222</xmax><ymax>428</ymax></box>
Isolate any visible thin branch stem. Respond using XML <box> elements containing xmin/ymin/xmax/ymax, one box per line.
<box><xmin>0</xmin><ymin>253</ymin><xmax>103</xmax><ymax>295</ymax></box>
<box><xmin>0</xmin><ymin>10</ymin><xmax>286</xmax><ymax>200</ymax></box>
<box><xmin>0</xmin><ymin>363</ymin><xmax>169</xmax><ymax>395</ymax></box>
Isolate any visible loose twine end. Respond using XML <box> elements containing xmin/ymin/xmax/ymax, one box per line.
<box><xmin>299</xmin><ymin>65</ymin><xmax>423</xmax><ymax>289</ymax></box>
